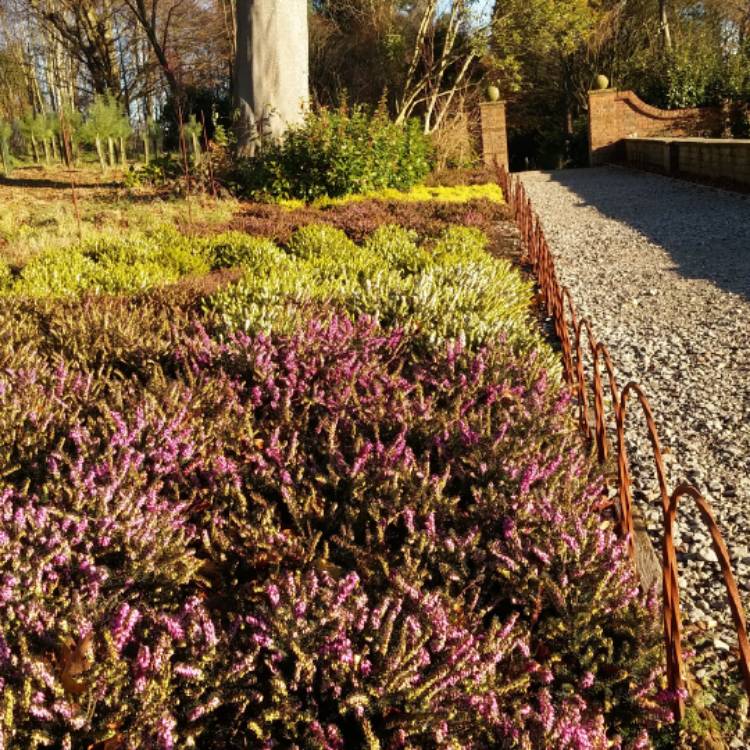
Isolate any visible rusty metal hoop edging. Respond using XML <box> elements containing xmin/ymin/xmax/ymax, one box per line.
<box><xmin>495</xmin><ymin>161</ymin><xmax>750</xmax><ymax>722</ymax></box>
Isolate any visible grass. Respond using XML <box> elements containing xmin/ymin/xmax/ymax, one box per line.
<box><xmin>0</xmin><ymin>164</ymin><xmax>239</xmax><ymax>268</ymax></box>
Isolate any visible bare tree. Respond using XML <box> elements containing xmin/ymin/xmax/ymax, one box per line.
<box><xmin>395</xmin><ymin>0</ymin><xmax>488</xmax><ymax>134</ymax></box>
<box><xmin>120</xmin><ymin>0</ymin><xmax>184</xmax><ymax>99</ymax></box>
<box><xmin>28</xmin><ymin>0</ymin><xmax>123</xmax><ymax>95</ymax></box>
<box><xmin>658</xmin><ymin>0</ymin><xmax>673</xmax><ymax>51</ymax></box>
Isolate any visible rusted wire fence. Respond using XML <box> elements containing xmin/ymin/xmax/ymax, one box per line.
<box><xmin>496</xmin><ymin>164</ymin><xmax>750</xmax><ymax>721</ymax></box>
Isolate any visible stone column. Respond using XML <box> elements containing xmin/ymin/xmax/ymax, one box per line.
<box><xmin>588</xmin><ymin>89</ymin><xmax>621</xmax><ymax>166</ymax></box>
<box><xmin>479</xmin><ymin>101</ymin><xmax>509</xmax><ymax>170</ymax></box>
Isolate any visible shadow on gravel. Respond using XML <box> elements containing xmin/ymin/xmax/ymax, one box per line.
<box><xmin>542</xmin><ymin>166</ymin><xmax>750</xmax><ymax>302</ymax></box>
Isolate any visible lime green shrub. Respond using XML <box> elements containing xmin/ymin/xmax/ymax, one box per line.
<box><xmin>84</xmin><ymin>229</ymin><xmax>209</xmax><ymax>276</ymax></box>
<box><xmin>11</xmin><ymin>229</ymin><xmax>210</xmax><ymax>297</ymax></box>
<box><xmin>291</xmin><ymin>181</ymin><xmax>505</xmax><ymax>209</ymax></box>
<box><xmin>433</xmin><ymin>225</ymin><xmax>491</xmax><ymax>264</ymax></box>
<box><xmin>207</xmin><ymin>224</ymin><xmax>551</xmax><ymax>363</ymax></box>
<box><xmin>0</xmin><ymin>259</ymin><xmax>12</xmax><ymax>289</ymax></box>
<box><xmin>231</xmin><ymin>107</ymin><xmax>433</xmax><ymax>201</ymax></box>
<box><xmin>286</xmin><ymin>224</ymin><xmax>358</xmax><ymax>262</ymax></box>
<box><xmin>205</xmin><ymin>232</ymin><xmax>284</xmax><ymax>270</ymax></box>
<box><xmin>363</xmin><ymin>225</ymin><xmax>430</xmax><ymax>274</ymax></box>
<box><xmin>14</xmin><ymin>248</ymin><xmax>99</xmax><ymax>297</ymax></box>
<box><xmin>207</xmin><ymin>263</ymin><xmax>315</xmax><ymax>335</ymax></box>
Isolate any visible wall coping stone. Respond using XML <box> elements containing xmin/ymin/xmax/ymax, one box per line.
<box><xmin>625</xmin><ymin>136</ymin><xmax>750</xmax><ymax>146</ymax></box>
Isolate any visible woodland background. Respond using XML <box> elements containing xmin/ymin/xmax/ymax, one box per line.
<box><xmin>0</xmin><ymin>0</ymin><xmax>748</xmax><ymax>170</ymax></box>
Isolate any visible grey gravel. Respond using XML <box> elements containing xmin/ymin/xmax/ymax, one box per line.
<box><xmin>520</xmin><ymin>166</ymin><xmax>750</xmax><ymax>720</ymax></box>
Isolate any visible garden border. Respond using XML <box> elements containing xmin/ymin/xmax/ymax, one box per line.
<box><xmin>495</xmin><ymin>164</ymin><xmax>750</xmax><ymax>723</ymax></box>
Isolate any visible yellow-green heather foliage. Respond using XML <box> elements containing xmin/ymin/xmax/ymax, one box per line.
<box><xmin>208</xmin><ymin>223</ymin><xmax>551</xmax><ymax>366</ymax></box>
<box><xmin>281</xmin><ymin>182</ymin><xmax>505</xmax><ymax>209</ymax></box>
<box><xmin>7</xmin><ymin>228</ymin><xmax>211</xmax><ymax>297</ymax></box>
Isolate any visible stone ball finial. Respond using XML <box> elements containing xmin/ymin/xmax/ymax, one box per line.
<box><xmin>593</xmin><ymin>74</ymin><xmax>610</xmax><ymax>91</ymax></box>
<box><xmin>485</xmin><ymin>84</ymin><xmax>501</xmax><ymax>102</ymax></box>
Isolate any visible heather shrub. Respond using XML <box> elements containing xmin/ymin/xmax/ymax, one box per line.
<box><xmin>8</xmin><ymin>229</ymin><xmax>211</xmax><ymax>297</ymax></box>
<box><xmin>0</xmin><ymin>374</ymin><xmax>245</xmax><ymax>748</ymax></box>
<box><xmin>433</xmin><ymin>225</ymin><xmax>491</xmax><ymax>264</ymax></box>
<box><xmin>302</xmin><ymin>181</ymin><xmax>505</xmax><ymax>208</ymax></box>
<box><xmin>171</xmin><ymin>316</ymin><xmax>668</xmax><ymax>746</ymax></box>
<box><xmin>207</xmin><ymin>224</ymin><xmax>549</xmax><ymax>363</ymax></box>
<box><xmin>207</xmin><ymin>262</ymin><xmax>317</xmax><ymax>336</ymax></box>
<box><xmin>13</xmin><ymin>247</ymin><xmax>99</xmax><ymax>297</ymax></box>
<box><xmin>0</xmin><ymin>311</ymin><xmax>670</xmax><ymax>747</ymax></box>
<box><xmin>0</xmin><ymin>167</ymin><xmax>676</xmax><ymax>749</ymax></box>
<box><xmin>287</xmin><ymin>223</ymin><xmax>358</xmax><ymax>262</ymax></box>
<box><xmin>82</xmin><ymin>228</ymin><xmax>210</xmax><ymax>278</ymax></box>
<box><xmin>216</xmin><ymin>567</ymin><xmax>531</xmax><ymax>748</ymax></box>
<box><xmin>230</xmin><ymin>107</ymin><xmax>432</xmax><ymax>201</ymax></box>
<box><xmin>362</xmin><ymin>225</ymin><xmax>430</xmax><ymax>274</ymax></box>
<box><xmin>231</xmin><ymin>196</ymin><xmax>510</xmax><ymax>245</ymax></box>
<box><xmin>204</xmin><ymin>231</ymin><xmax>283</xmax><ymax>270</ymax></box>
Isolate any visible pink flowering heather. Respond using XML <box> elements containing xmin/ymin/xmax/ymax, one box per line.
<box><xmin>0</xmin><ymin>305</ymin><xmax>671</xmax><ymax>748</ymax></box>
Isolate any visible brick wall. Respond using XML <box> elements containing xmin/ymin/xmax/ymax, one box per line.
<box><xmin>625</xmin><ymin>137</ymin><xmax>750</xmax><ymax>189</ymax></box>
<box><xmin>589</xmin><ymin>90</ymin><xmax>722</xmax><ymax>166</ymax></box>
<box><xmin>479</xmin><ymin>101</ymin><xmax>509</xmax><ymax>170</ymax></box>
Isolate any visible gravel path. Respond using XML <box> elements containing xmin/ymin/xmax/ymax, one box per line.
<box><xmin>520</xmin><ymin>167</ymin><xmax>750</xmax><ymax>726</ymax></box>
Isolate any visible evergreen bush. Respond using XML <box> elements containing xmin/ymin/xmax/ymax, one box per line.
<box><xmin>231</xmin><ymin>106</ymin><xmax>433</xmax><ymax>201</ymax></box>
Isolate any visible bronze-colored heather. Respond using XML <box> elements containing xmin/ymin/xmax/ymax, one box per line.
<box><xmin>227</xmin><ymin>198</ymin><xmax>510</xmax><ymax>245</ymax></box>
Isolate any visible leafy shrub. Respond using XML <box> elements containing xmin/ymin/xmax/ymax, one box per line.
<box><xmin>124</xmin><ymin>154</ymin><xmax>184</xmax><ymax>189</ymax></box>
<box><xmin>231</xmin><ymin>107</ymin><xmax>433</xmax><ymax>201</ymax></box>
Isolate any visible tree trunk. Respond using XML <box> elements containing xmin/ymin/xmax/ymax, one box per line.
<box><xmin>234</xmin><ymin>0</ymin><xmax>309</xmax><ymax>156</ymax></box>
<box><xmin>30</xmin><ymin>133</ymin><xmax>39</xmax><ymax>163</ymax></box>
<box><xmin>234</xmin><ymin>0</ymin><xmax>255</xmax><ymax>156</ymax></box>
<box><xmin>191</xmin><ymin>133</ymin><xmax>202</xmax><ymax>165</ymax></box>
<box><xmin>120</xmin><ymin>136</ymin><xmax>127</xmax><ymax>167</ymax></box>
<box><xmin>95</xmin><ymin>136</ymin><xmax>107</xmax><ymax>172</ymax></box>
<box><xmin>51</xmin><ymin>135</ymin><xmax>59</xmax><ymax>162</ymax></box>
<box><xmin>108</xmin><ymin>136</ymin><xmax>116</xmax><ymax>167</ymax></box>
<box><xmin>58</xmin><ymin>135</ymin><xmax>69</xmax><ymax>166</ymax></box>
<box><xmin>43</xmin><ymin>138</ymin><xmax>51</xmax><ymax>165</ymax></box>
<box><xmin>659</xmin><ymin>0</ymin><xmax>673</xmax><ymax>52</ymax></box>
<box><xmin>143</xmin><ymin>133</ymin><xmax>151</xmax><ymax>164</ymax></box>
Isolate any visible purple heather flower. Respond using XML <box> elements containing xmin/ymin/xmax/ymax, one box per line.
<box><xmin>266</xmin><ymin>584</ymin><xmax>281</xmax><ymax>608</ymax></box>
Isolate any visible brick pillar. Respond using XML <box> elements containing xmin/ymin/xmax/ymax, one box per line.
<box><xmin>479</xmin><ymin>101</ymin><xmax>509</xmax><ymax>170</ymax></box>
<box><xmin>588</xmin><ymin>89</ymin><xmax>621</xmax><ymax>166</ymax></box>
